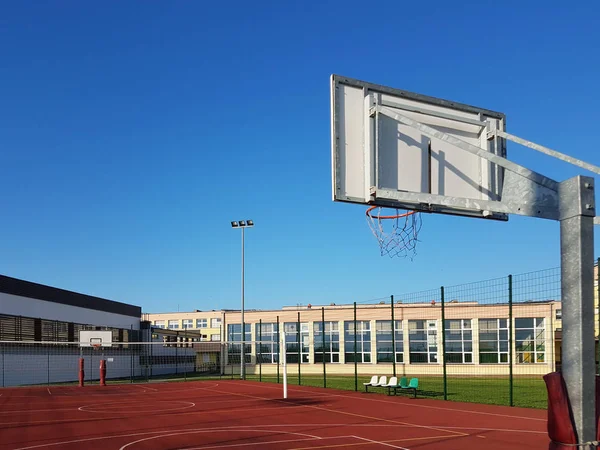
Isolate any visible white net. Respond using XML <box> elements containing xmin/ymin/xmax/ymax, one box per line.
<box><xmin>366</xmin><ymin>206</ymin><xmax>423</xmax><ymax>259</ymax></box>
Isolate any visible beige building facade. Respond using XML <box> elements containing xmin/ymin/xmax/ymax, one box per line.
<box><xmin>145</xmin><ymin>300</ymin><xmax>565</xmax><ymax>377</ymax></box>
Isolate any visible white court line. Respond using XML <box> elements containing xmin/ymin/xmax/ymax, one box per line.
<box><xmin>0</xmin><ymin>405</ymin><xmax>309</xmax><ymax>427</ymax></box>
<box><xmin>9</xmin><ymin>423</ymin><xmax>547</xmax><ymax>450</ymax></box>
<box><xmin>7</xmin><ymin>426</ymin><xmax>320</xmax><ymax>450</ymax></box>
<box><xmin>353</xmin><ymin>435</ymin><xmax>410</xmax><ymax>450</ymax></box>
<box><xmin>229</xmin><ymin>380</ymin><xmax>547</xmax><ymax>422</ymax></box>
<box><xmin>119</xmin><ymin>429</ymin><xmax>322</xmax><ymax>450</ymax></box>
<box><xmin>199</xmin><ymin>385</ymin><xmax>469</xmax><ymax>439</ymax></box>
<box><xmin>0</xmin><ymin>407</ymin><xmax>82</xmax><ymax>415</ymax></box>
<box><xmin>129</xmin><ymin>383</ymin><xmax>158</xmax><ymax>392</ymax></box>
<box><xmin>47</xmin><ymin>388</ymin><xmax>51</xmax><ymax>395</ymax></box>
<box><xmin>181</xmin><ymin>435</ymin><xmax>378</xmax><ymax>450</ymax></box>
<box><xmin>79</xmin><ymin>400</ymin><xmax>195</xmax><ymax>413</ymax></box>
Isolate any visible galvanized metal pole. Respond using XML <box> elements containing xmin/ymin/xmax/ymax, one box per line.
<box><xmin>559</xmin><ymin>176</ymin><xmax>596</xmax><ymax>444</ymax></box>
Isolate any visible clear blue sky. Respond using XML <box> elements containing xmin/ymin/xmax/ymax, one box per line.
<box><xmin>1</xmin><ymin>1</ymin><xmax>599</xmax><ymax>313</ymax></box>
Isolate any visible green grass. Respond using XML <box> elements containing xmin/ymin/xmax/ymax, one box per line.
<box><xmin>243</xmin><ymin>374</ymin><xmax>548</xmax><ymax>409</ymax></box>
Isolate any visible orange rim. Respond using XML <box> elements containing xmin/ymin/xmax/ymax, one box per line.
<box><xmin>366</xmin><ymin>205</ymin><xmax>416</xmax><ymax>220</ymax></box>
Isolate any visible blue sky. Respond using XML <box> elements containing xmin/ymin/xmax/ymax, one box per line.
<box><xmin>1</xmin><ymin>1</ymin><xmax>599</xmax><ymax>313</ymax></box>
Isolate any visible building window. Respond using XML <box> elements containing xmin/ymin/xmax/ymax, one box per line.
<box><xmin>182</xmin><ymin>319</ymin><xmax>193</xmax><ymax>329</ymax></box>
<box><xmin>284</xmin><ymin>322</ymin><xmax>309</xmax><ymax>363</ymax></box>
<box><xmin>479</xmin><ymin>319</ymin><xmax>509</xmax><ymax>364</ymax></box>
<box><xmin>556</xmin><ymin>309</ymin><xmax>562</xmax><ymax>320</ymax></box>
<box><xmin>256</xmin><ymin>322</ymin><xmax>279</xmax><ymax>363</ymax></box>
<box><xmin>409</xmin><ymin>320</ymin><xmax>438</xmax><ymax>363</ymax></box>
<box><xmin>444</xmin><ymin>319</ymin><xmax>473</xmax><ymax>363</ymax></box>
<box><xmin>211</xmin><ymin>334</ymin><xmax>221</xmax><ymax>341</ymax></box>
<box><xmin>344</xmin><ymin>321</ymin><xmax>371</xmax><ymax>363</ymax></box>
<box><xmin>196</xmin><ymin>319</ymin><xmax>208</xmax><ymax>328</ymax></box>
<box><xmin>376</xmin><ymin>320</ymin><xmax>403</xmax><ymax>363</ymax></box>
<box><xmin>154</xmin><ymin>321</ymin><xmax>165</xmax><ymax>329</ymax></box>
<box><xmin>515</xmin><ymin>318</ymin><xmax>546</xmax><ymax>364</ymax></box>
<box><xmin>211</xmin><ymin>318</ymin><xmax>221</xmax><ymax>328</ymax></box>
<box><xmin>168</xmin><ymin>320</ymin><xmax>179</xmax><ymax>329</ymax></box>
<box><xmin>313</xmin><ymin>321</ymin><xmax>340</xmax><ymax>363</ymax></box>
<box><xmin>227</xmin><ymin>323</ymin><xmax>251</xmax><ymax>363</ymax></box>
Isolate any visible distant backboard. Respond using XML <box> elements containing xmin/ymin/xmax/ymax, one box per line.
<box><xmin>79</xmin><ymin>330</ymin><xmax>113</xmax><ymax>347</ymax></box>
<box><xmin>330</xmin><ymin>74</ymin><xmax>508</xmax><ymax>220</ymax></box>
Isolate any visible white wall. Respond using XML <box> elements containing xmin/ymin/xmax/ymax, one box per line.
<box><xmin>0</xmin><ymin>292</ymin><xmax>140</xmax><ymax>330</ymax></box>
<box><xmin>0</xmin><ymin>344</ymin><xmax>196</xmax><ymax>387</ymax></box>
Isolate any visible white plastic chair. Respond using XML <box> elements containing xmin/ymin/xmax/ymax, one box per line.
<box><xmin>383</xmin><ymin>376</ymin><xmax>398</xmax><ymax>395</ymax></box>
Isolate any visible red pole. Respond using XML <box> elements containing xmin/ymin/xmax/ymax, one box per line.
<box><xmin>99</xmin><ymin>359</ymin><xmax>106</xmax><ymax>386</ymax></box>
<box><xmin>78</xmin><ymin>358</ymin><xmax>85</xmax><ymax>387</ymax></box>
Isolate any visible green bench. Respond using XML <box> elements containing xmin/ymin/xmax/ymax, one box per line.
<box><xmin>392</xmin><ymin>377</ymin><xmax>419</xmax><ymax>398</ymax></box>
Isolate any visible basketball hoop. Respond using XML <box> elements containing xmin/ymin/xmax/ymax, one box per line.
<box><xmin>90</xmin><ymin>338</ymin><xmax>102</xmax><ymax>350</ymax></box>
<box><xmin>366</xmin><ymin>206</ymin><xmax>423</xmax><ymax>259</ymax></box>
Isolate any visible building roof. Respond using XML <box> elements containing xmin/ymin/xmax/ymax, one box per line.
<box><xmin>0</xmin><ymin>274</ymin><xmax>141</xmax><ymax>318</ymax></box>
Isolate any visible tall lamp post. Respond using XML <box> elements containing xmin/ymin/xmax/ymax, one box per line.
<box><xmin>231</xmin><ymin>219</ymin><xmax>253</xmax><ymax>379</ymax></box>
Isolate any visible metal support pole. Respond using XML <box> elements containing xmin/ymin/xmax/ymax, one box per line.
<box><xmin>241</xmin><ymin>226</ymin><xmax>245</xmax><ymax>380</ymax></box>
<box><xmin>559</xmin><ymin>176</ymin><xmax>596</xmax><ymax>445</ymax></box>
<box><xmin>259</xmin><ymin>319</ymin><xmax>262</xmax><ymax>382</ymax></box>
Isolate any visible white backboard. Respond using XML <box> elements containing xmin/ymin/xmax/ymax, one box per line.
<box><xmin>330</xmin><ymin>74</ymin><xmax>508</xmax><ymax>220</ymax></box>
<box><xmin>79</xmin><ymin>330</ymin><xmax>113</xmax><ymax>347</ymax></box>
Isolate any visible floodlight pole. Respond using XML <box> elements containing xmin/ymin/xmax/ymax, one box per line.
<box><xmin>241</xmin><ymin>225</ymin><xmax>245</xmax><ymax>380</ymax></box>
<box><xmin>231</xmin><ymin>219</ymin><xmax>254</xmax><ymax>380</ymax></box>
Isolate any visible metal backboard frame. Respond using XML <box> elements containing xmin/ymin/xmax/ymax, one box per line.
<box><xmin>331</xmin><ymin>74</ymin><xmax>508</xmax><ymax>220</ymax></box>
<box><xmin>78</xmin><ymin>330</ymin><xmax>113</xmax><ymax>347</ymax></box>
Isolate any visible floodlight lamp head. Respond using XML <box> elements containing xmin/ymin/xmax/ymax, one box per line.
<box><xmin>231</xmin><ymin>221</ymin><xmax>239</xmax><ymax>227</ymax></box>
<box><xmin>239</xmin><ymin>220</ymin><xmax>246</xmax><ymax>226</ymax></box>
<box><xmin>247</xmin><ymin>220</ymin><xmax>254</xmax><ymax>226</ymax></box>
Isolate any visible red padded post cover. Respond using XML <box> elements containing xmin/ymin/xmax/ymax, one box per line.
<box><xmin>543</xmin><ymin>372</ymin><xmax>577</xmax><ymax>449</ymax></box>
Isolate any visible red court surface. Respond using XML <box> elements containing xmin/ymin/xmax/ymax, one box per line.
<box><xmin>0</xmin><ymin>379</ymin><xmax>549</xmax><ymax>449</ymax></box>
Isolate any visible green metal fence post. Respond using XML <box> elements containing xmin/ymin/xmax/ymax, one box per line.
<box><xmin>259</xmin><ymin>319</ymin><xmax>262</xmax><ymax>382</ymax></box>
<box><xmin>130</xmin><ymin>324</ymin><xmax>134</xmax><ymax>383</ymax></box>
<box><xmin>297</xmin><ymin>311</ymin><xmax>301</xmax><ymax>386</ymax></box>
<box><xmin>354</xmin><ymin>301</ymin><xmax>358</xmax><ymax>392</ymax></box>
<box><xmin>277</xmin><ymin>315</ymin><xmax>280</xmax><ymax>384</ymax></box>
<box><xmin>47</xmin><ymin>348</ymin><xmax>50</xmax><ymax>386</ymax></box>
<box><xmin>1</xmin><ymin>321</ymin><xmax>4</xmax><ymax>387</ymax></box>
<box><xmin>184</xmin><ymin>328</ymin><xmax>187</xmax><ymax>382</ymax></box>
<box><xmin>391</xmin><ymin>295</ymin><xmax>396</xmax><ymax>378</ymax></box>
<box><xmin>441</xmin><ymin>286</ymin><xmax>447</xmax><ymax>401</ymax></box>
<box><xmin>508</xmin><ymin>274</ymin><xmax>514</xmax><ymax>407</ymax></box>
<box><xmin>322</xmin><ymin>307</ymin><xmax>326</xmax><ymax>388</ymax></box>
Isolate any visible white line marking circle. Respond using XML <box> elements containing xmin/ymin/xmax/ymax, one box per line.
<box><xmin>79</xmin><ymin>400</ymin><xmax>195</xmax><ymax>413</ymax></box>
